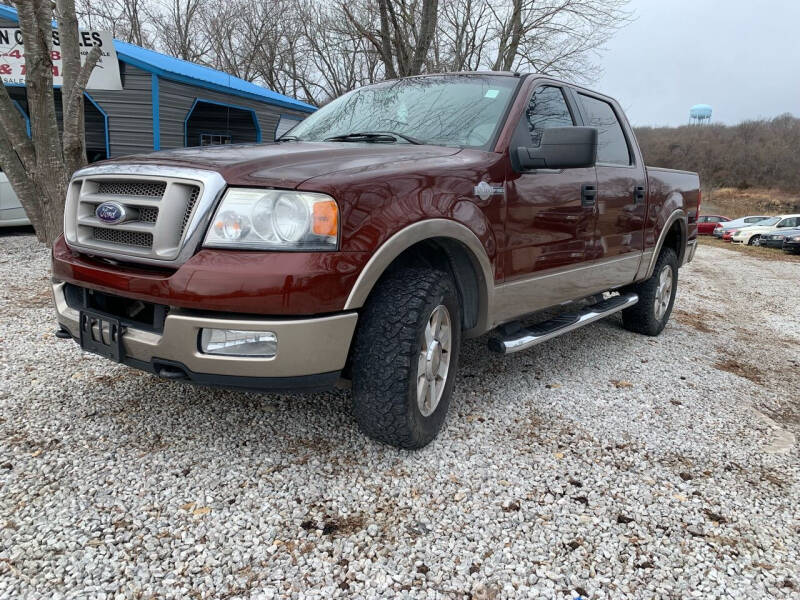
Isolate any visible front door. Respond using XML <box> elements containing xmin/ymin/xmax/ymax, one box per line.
<box><xmin>504</xmin><ymin>84</ymin><xmax>597</xmax><ymax>281</ymax></box>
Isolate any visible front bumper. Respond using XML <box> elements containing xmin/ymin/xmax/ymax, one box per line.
<box><xmin>53</xmin><ymin>282</ymin><xmax>358</xmax><ymax>390</ymax></box>
<box><xmin>784</xmin><ymin>240</ymin><xmax>800</xmax><ymax>253</ymax></box>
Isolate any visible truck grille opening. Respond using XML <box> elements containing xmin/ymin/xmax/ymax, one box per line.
<box><xmin>64</xmin><ymin>283</ymin><xmax>168</xmax><ymax>333</ymax></box>
<box><xmin>181</xmin><ymin>186</ymin><xmax>201</xmax><ymax>234</ymax></box>
<box><xmin>93</xmin><ymin>227</ymin><xmax>153</xmax><ymax>248</ymax></box>
<box><xmin>96</xmin><ymin>181</ymin><xmax>167</xmax><ymax>198</ymax></box>
<box><xmin>137</xmin><ymin>207</ymin><xmax>159</xmax><ymax>223</ymax></box>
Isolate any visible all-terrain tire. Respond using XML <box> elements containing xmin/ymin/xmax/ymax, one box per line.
<box><xmin>621</xmin><ymin>247</ymin><xmax>678</xmax><ymax>336</ymax></box>
<box><xmin>350</xmin><ymin>266</ymin><xmax>462</xmax><ymax>449</ymax></box>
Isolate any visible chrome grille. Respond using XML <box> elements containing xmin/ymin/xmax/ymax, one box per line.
<box><xmin>93</xmin><ymin>227</ymin><xmax>153</xmax><ymax>248</ymax></box>
<box><xmin>97</xmin><ymin>181</ymin><xmax>167</xmax><ymax>197</ymax></box>
<box><xmin>64</xmin><ymin>165</ymin><xmax>226</xmax><ymax>266</ymax></box>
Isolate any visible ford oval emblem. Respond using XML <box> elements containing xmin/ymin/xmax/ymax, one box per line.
<box><xmin>95</xmin><ymin>201</ymin><xmax>126</xmax><ymax>224</ymax></box>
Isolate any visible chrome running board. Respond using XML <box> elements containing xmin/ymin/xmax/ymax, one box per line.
<box><xmin>488</xmin><ymin>293</ymin><xmax>639</xmax><ymax>354</ymax></box>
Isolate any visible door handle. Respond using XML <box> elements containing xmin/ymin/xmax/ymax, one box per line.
<box><xmin>581</xmin><ymin>184</ymin><xmax>597</xmax><ymax>207</ymax></box>
<box><xmin>634</xmin><ymin>185</ymin><xmax>646</xmax><ymax>204</ymax></box>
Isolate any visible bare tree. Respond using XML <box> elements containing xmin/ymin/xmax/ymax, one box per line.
<box><xmin>148</xmin><ymin>0</ymin><xmax>213</xmax><ymax>62</ymax></box>
<box><xmin>74</xmin><ymin>0</ymin><xmax>631</xmax><ymax>105</ymax></box>
<box><xmin>0</xmin><ymin>0</ymin><xmax>101</xmax><ymax>245</ymax></box>
<box><xmin>341</xmin><ymin>0</ymin><xmax>440</xmax><ymax>79</ymax></box>
<box><xmin>77</xmin><ymin>0</ymin><xmax>152</xmax><ymax>46</ymax></box>
<box><xmin>487</xmin><ymin>0</ymin><xmax>632</xmax><ymax>80</ymax></box>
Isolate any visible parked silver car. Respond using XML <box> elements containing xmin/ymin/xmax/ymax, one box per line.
<box><xmin>712</xmin><ymin>215</ymin><xmax>771</xmax><ymax>238</ymax></box>
<box><xmin>0</xmin><ymin>170</ymin><xmax>31</xmax><ymax>227</ymax></box>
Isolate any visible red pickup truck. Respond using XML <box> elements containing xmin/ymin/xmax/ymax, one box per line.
<box><xmin>52</xmin><ymin>73</ymin><xmax>699</xmax><ymax>448</ymax></box>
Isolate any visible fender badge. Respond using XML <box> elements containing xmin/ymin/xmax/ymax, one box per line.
<box><xmin>474</xmin><ymin>181</ymin><xmax>504</xmax><ymax>201</ymax></box>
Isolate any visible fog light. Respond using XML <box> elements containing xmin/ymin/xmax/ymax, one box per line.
<box><xmin>200</xmin><ymin>329</ymin><xmax>277</xmax><ymax>357</ymax></box>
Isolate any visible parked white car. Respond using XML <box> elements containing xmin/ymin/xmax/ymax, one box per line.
<box><xmin>0</xmin><ymin>170</ymin><xmax>31</xmax><ymax>227</ymax></box>
<box><xmin>712</xmin><ymin>215</ymin><xmax>771</xmax><ymax>238</ymax></box>
<box><xmin>731</xmin><ymin>214</ymin><xmax>800</xmax><ymax>245</ymax></box>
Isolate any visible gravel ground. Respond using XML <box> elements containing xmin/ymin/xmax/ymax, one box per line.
<box><xmin>1</xmin><ymin>232</ymin><xmax>798</xmax><ymax>600</ymax></box>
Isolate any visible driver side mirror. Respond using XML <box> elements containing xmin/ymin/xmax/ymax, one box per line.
<box><xmin>517</xmin><ymin>127</ymin><xmax>598</xmax><ymax>171</ymax></box>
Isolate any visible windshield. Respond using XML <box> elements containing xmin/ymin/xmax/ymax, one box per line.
<box><xmin>286</xmin><ymin>75</ymin><xmax>520</xmax><ymax>149</ymax></box>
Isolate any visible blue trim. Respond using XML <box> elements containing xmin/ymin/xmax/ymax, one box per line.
<box><xmin>151</xmin><ymin>74</ymin><xmax>160</xmax><ymax>150</ymax></box>
<box><xmin>118</xmin><ymin>54</ymin><xmax>315</xmax><ymax>113</ymax></box>
<box><xmin>183</xmin><ymin>98</ymin><xmax>261</xmax><ymax>147</ymax></box>
<box><xmin>11</xmin><ymin>99</ymin><xmax>31</xmax><ymax>136</ymax></box>
<box><xmin>83</xmin><ymin>92</ymin><xmax>110</xmax><ymax>158</ymax></box>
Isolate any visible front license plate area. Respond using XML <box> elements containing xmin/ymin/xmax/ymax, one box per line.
<box><xmin>79</xmin><ymin>310</ymin><xmax>125</xmax><ymax>362</ymax></box>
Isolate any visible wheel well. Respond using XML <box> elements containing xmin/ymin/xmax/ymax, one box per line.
<box><xmin>372</xmin><ymin>238</ymin><xmax>484</xmax><ymax>331</ymax></box>
<box><xmin>661</xmin><ymin>219</ymin><xmax>686</xmax><ymax>264</ymax></box>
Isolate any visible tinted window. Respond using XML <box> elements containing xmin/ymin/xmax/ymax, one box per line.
<box><xmin>698</xmin><ymin>216</ymin><xmax>708</xmax><ymax>223</ymax></box>
<box><xmin>525</xmin><ymin>86</ymin><xmax>574</xmax><ymax>146</ymax></box>
<box><xmin>778</xmin><ymin>217</ymin><xmax>799</xmax><ymax>227</ymax></box>
<box><xmin>578</xmin><ymin>94</ymin><xmax>630</xmax><ymax>165</ymax></box>
<box><xmin>745</xmin><ymin>216</ymin><xmax>769</xmax><ymax>223</ymax></box>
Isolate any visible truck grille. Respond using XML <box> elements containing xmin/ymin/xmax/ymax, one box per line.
<box><xmin>96</xmin><ymin>180</ymin><xmax>167</xmax><ymax>197</ymax></box>
<box><xmin>92</xmin><ymin>227</ymin><xmax>153</xmax><ymax>248</ymax></box>
<box><xmin>63</xmin><ymin>165</ymin><xmax>226</xmax><ymax>266</ymax></box>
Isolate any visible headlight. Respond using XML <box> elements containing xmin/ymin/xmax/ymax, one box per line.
<box><xmin>791</xmin><ymin>235</ymin><xmax>800</xmax><ymax>242</ymax></box>
<box><xmin>203</xmin><ymin>188</ymin><xmax>338</xmax><ymax>250</ymax></box>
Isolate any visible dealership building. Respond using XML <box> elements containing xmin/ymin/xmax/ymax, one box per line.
<box><xmin>0</xmin><ymin>3</ymin><xmax>315</xmax><ymax>162</ymax></box>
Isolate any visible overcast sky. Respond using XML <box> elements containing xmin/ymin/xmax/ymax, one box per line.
<box><xmin>594</xmin><ymin>0</ymin><xmax>800</xmax><ymax>127</ymax></box>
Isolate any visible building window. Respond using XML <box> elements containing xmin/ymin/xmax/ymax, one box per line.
<box><xmin>200</xmin><ymin>133</ymin><xmax>232</xmax><ymax>146</ymax></box>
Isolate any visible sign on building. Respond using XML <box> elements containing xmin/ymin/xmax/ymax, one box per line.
<box><xmin>0</xmin><ymin>28</ymin><xmax>122</xmax><ymax>90</ymax></box>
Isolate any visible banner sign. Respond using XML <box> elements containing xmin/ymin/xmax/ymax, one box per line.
<box><xmin>0</xmin><ymin>28</ymin><xmax>122</xmax><ymax>90</ymax></box>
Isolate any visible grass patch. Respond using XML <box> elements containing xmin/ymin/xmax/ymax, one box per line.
<box><xmin>699</xmin><ymin>237</ymin><xmax>800</xmax><ymax>263</ymax></box>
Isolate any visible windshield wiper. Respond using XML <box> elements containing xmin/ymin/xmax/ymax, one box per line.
<box><xmin>277</xmin><ymin>136</ymin><xmax>298</xmax><ymax>142</ymax></box>
<box><xmin>324</xmin><ymin>131</ymin><xmax>423</xmax><ymax>145</ymax></box>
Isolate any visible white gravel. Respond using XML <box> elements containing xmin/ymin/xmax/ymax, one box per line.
<box><xmin>1</xmin><ymin>232</ymin><xmax>798</xmax><ymax>599</ymax></box>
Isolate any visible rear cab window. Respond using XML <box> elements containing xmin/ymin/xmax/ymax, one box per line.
<box><xmin>577</xmin><ymin>93</ymin><xmax>631</xmax><ymax>165</ymax></box>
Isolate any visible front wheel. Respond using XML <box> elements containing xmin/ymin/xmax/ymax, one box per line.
<box><xmin>350</xmin><ymin>266</ymin><xmax>462</xmax><ymax>449</ymax></box>
<box><xmin>748</xmin><ymin>235</ymin><xmax>761</xmax><ymax>246</ymax></box>
<box><xmin>621</xmin><ymin>247</ymin><xmax>678</xmax><ymax>336</ymax></box>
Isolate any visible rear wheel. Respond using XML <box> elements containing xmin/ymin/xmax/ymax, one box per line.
<box><xmin>350</xmin><ymin>266</ymin><xmax>462</xmax><ymax>449</ymax></box>
<box><xmin>621</xmin><ymin>247</ymin><xmax>678</xmax><ymax>336</ymax></box>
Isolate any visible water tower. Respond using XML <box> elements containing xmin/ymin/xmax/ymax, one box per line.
<box><xmin>690</xmin><ymin>104</ymin><xmax>712</xmax><ymax>125</ymax></box>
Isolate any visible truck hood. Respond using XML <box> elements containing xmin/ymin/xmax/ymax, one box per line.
<box><xmin>106</xmin><ymin>142</ymin><xmax>462</xmax><ymax>189</ymax></box>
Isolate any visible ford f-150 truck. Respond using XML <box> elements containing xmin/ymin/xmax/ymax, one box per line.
<box><xmin>52</xmin><ymin>73</ymin><xmax>699</xmax><ymax>449</ymax></box>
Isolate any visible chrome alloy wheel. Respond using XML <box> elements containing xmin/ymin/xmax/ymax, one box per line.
<box><xmin>416</xmin><ymin>305</ymin><xmax>452</xmax><ymax>417</ymax></box>
<box><xmin>654</xmin><ymin>264</ymin><xmax>674</xmax><ymax>321</ymax></box>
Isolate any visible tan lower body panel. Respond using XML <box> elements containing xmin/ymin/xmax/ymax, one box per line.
<box><xmin>490</xmin><ymin>253</ymin><xmax>641</xmax><ymax>327</ymax></box>
<box><xmin>53</xmin><ymin>283</ymin><xmax>358</xmax><ymax>378</ymax></box>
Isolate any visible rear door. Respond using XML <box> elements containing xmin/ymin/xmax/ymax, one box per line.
<box><xmin>573</xmin><ymin>92</ymin><xmax>646</xmax><ymax>286</ymax></box>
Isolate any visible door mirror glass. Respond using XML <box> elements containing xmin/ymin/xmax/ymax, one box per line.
<box><xmin>517</xmin><ymin>127</ymin><xmax>597</xmax><ymax>170</ymax></box>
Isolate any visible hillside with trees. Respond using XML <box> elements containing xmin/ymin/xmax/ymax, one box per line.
<box><xmin>634</xmin><ymin>114</ymin><xmax>800</xmax><ymax>193</ymax></box>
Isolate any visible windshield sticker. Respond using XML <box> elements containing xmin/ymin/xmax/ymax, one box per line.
<box><xmin>484</xmin><ymin>89</ymin><xmax>499</xmax><ymax>99</ymax></box>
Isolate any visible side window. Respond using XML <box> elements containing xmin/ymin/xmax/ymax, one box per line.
<box><xmin>577</xmin><ymin>93</ymin><xmax>631</xmax><ymax>165</ymax></box>
<box><xmin>778</xmin><ymin>217</ymin><xmax>798</xmax><ymax>227</ymax></box>
<box><xmin>525</xmin><ymin>86</ymin><xmax>574</xmax><ymax>146</ymax></box>
<box><xmin>697</xmin><ymin>216</ymin><xmax>708</xmax><ymax>223</ymax></box>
